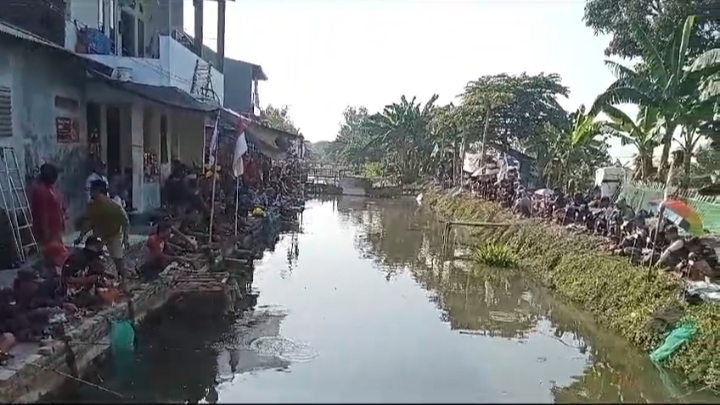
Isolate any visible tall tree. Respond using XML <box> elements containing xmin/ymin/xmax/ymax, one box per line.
<box><xmin>331</xmin><ymin>106</ymin><xmax>377</xmax><ymax>169</ymax></box>
<box><xmin>583</xmin><ymin>0</ymin><xmax>720</xmax><ymax>59</ymax></box>
<box><xmin>260</xmin><ymin>105</ymin><xmax>301</xmax><ymax>135</ymax></box>
<box><xmin>458</xmin><ymin>73</ymin><xmax>570</xmax><ymax>152</ymax></box>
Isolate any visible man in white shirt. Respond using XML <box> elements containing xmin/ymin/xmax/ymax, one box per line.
<box><xmin>85</xmin><ymin>157</ymin><xmax>109</xmax><ymax>202</ymax></box>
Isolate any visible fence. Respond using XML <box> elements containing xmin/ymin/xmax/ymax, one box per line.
<box><xmin>618</xmin><ymin>182</ymin><xmax>720</xmax><ymax>234</ymax></box>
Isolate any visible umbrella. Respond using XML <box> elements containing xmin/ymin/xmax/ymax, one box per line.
<box><xmin>534</xmin><ymin>188</ymin><xmax>554</xmax><ymax>197</ymax></box>
<box><xmin>661</xmin><ymin>199</ymin><xmax>705</xmax><ymax>235</ymax></box>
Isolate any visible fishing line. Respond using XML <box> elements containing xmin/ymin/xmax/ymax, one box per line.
<box><xmin>0</xmin><ymin>363</ymin><xmax>123</xmax><ymax>398</ymax></box>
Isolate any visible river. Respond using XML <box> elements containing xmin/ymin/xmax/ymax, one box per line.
<box><xmin>49</xmin><ymin>197</ymin><xmax>719</xmax><ymax>403</ymax></box>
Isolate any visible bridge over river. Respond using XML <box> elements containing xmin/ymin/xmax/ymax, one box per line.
<box><xmin>304</xmin><ymin>164</ymin><xmax>421</xmax><ymax>197</ymax></box>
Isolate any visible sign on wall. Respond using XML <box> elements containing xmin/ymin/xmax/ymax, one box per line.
<box><xmin>54</xmin><ymin>95</ymin><xmax>80</xmax><ymax>143</ymax></box>
<box><xmin>55</xmin><ymin>117</ymin><xmax>80</xmax><ymax>143</ymax></box>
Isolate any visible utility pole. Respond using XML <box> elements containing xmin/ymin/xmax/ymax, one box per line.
<box><xmin>217</xmin><ymin>0</ymin><xmax>226</xmax><ymax>73</ymax></box>
<box><xmin>193</xmin><ymin>0</ymin><xmax>204</xmax><ymax>56</ymax></box>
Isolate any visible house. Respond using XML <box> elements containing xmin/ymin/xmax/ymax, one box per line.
<box><xmin>0</xmin><ymin>0</ymin><xmax>243</xmax><ymax>235</ymax></box>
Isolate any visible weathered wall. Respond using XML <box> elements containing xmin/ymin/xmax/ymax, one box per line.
<box><xmin>222</xmin><ymin>58</ymin><xmax>255</xmax><ymax>114</ymax></box>
<box><xmin>171</xmin><ymin>110</ymin><xmax>205</xmax><ymax>165</ymax></box>
<box><xmin>0</xmin><ymin>39</ymin><xmax>90</xmax><ymax>224</ymax></box>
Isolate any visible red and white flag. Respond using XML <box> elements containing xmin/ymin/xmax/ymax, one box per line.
<box><xmin>207</xmin><ymin>114</ymin><xmax>220</xmax><ymax>168</ymax></box>
<box><xmin>232</xmin><ymin>116</ymin><xmax>252</xmax><ymax>177</ymax></box>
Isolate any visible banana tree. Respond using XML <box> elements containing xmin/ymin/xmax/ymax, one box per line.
<box><xmin>592</xmin><ymin>15</ymin><xmax>720</xmax><ymax>173</ymax></box>
<box><xmin>599</xmin><ymin>105</ymin><xmax>660</xmax><ymax>181</ymax></box>
<box><xmin>542</xmin><ymin>106</ymin><xmax>609</xmax><ymax>189</ymax></box>
<box><xmin>362</xmin><ymin>95</ymin><xmax>439</xmax><ymax>183</ymax></box>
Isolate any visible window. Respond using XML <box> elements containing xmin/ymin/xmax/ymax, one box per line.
<box><xmin>0</xmin><ymin>87</ymin><xmax>12</xmax><ymax>138</ymax></box>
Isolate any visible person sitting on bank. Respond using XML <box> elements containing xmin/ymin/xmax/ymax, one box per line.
<box><xmin>60</xmin><ymin>236</ymin><xmax>118</xmax><ymax>308</ymax></box>
<box><xmin>10</xmin><ymin>269</ymin><xmax>77</xmax><ymax>342</ymax></box>
<box><xmin>138</xmin><ymin>221</ymin><xmax>189</xmax><ymax>281</ymax></box>
<box><xmin>74</xmin><ymin>180</ymin><xmax>134</xmax><ymax>281</ymax></box>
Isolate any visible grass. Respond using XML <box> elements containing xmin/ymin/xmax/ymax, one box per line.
<box><xmin>474</xmin><ymin>243</ymin><xmax>519</xmax><ymax>268</ymax></box>
<box><xmin>425</xmin><ymin>188</ymin><xmax>720</xmax><ymax>391</ymax></box>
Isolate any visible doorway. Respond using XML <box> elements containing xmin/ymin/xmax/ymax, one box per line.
<box><xmin>106</xmin><ymin>106</ymin><xmax>121</xmax><ymax>176</ymax></box>
<box><xmin>86</xmin><ymin>102</ymin><xmax>101</xmax><ymax>158</ymax></box>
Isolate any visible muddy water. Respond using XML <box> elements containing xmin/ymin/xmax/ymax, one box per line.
<box><xmin>52</xmin><ymin>197</ymin><xmax>719</xmax><ymax>403</ymax></box>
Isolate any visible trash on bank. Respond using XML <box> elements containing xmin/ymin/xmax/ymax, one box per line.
<box><xmin>684</xmin><ymin>280</ymin><xmax>720</xmax><ymax>303</ymax></box>
<box><xmin>110</xmin><ymin>319</ymin><xmax>135</xmax><ymax>353</ymax></box>
<box><xmin>650</xmin><ymin>322</ymin><xmax>698</xmax><ymax>363</ymax></box>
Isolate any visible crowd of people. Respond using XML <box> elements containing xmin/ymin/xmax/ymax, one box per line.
<box><xmin>450</xmin><ymin>168</ymin><xmax>720</xmax><ymax>283</ymax></box>
<box><xmin>0</xmin><ymin>149</ymin><xmax>306</xmax><ymax>362</ymax></box>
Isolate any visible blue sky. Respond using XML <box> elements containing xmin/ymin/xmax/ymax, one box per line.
<box><xmin>185</xmin><ymin>0</ymin><xmax>639</xmax><ymax>163</ymax></box>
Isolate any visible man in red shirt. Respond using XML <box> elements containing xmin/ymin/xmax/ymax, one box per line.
<box><xmin>29</xmin><ymin>164</ymin><xmax>65</xmax><ymax>246</ymax></box>
<box><xmin>138</xmin><ymin>221</ymin><xmax>187</xmax><ymax>280</ymax></box>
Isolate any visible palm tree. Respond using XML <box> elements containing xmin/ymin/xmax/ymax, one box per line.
<box><xmin>591</xmin><ymin>15</ymin><xmax>720</xmax><ymax>173</ymax></box>
<box><xmin>599</xmin><ymin>105</ymin><xmax>660</xmax><ymax>181</ymax></box>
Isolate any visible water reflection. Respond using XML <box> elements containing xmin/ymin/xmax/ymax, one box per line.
<box><xmin>334</xmin><ymin>196</ymin><xmax>715</xmax><ymax>403</ymax></box>
<box><xmin>50</xmin><ymin>197</ymin><xmax>719</xmax><ymax>403</ymax></box>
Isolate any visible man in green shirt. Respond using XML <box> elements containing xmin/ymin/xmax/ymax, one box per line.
<box><xmin>74</xmin><ymin>180</ymin><xmax>133</xmax><ymax>280</ymax></box>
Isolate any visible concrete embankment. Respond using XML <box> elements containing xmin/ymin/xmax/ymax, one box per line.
<box><xmin>0</xmin><ymin>262</ymin><xmax>184</xmax><ymax>403</ymax></box>
<box><xmin>0</xmin><ymin>214</ymin><xmax>280</xmax><ymax>403</ymax></box>
<box><xmin>425</xmin><ymin>189</ymin><xmax>720</xmax><ymax>391</ymax></box>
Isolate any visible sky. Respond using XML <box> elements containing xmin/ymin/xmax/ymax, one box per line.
<box><xmin>184</xmin><ymin>0</ymin><xmax>641</xmax><ymax>164</ymax></box>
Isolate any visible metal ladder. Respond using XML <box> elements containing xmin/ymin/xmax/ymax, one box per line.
<box><xmin>0</xmin><ymin>147</ymin><xmax>37</xmax><ymax>263</ymax></box>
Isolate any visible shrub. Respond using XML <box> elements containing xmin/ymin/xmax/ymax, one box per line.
<box><xmin>424</xmin><ymin>188</ymin><xmax>720</xmax><ymax>390</ymax></box>
<box><xmin>474</xmin><ymin>243</ymin><xmax>519</xmax><ymax>268</ymax></box>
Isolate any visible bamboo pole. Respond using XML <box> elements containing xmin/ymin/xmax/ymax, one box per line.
<box><xmin>442</xmin><ymin>220</ymin><xmax>512</xmax><ymax>227</ymax></box>
<box><xmin>647</xmin><ymin>163</ymin><xmax>675</xmax><ymax>279</ymax></box>
<box><xmin>207</xmin><ymin>114</ymin><xmax>221</xmax><ymax>245</ymax></box>
<box><xmin>234</xmin><ymin>177</ymin><xmax>240</xmax><ymax>237</ymax></box>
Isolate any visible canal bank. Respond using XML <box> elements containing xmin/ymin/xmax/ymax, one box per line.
<box><xmin>0</xmin><ymin>211</ymin><xmax>281</xmax><ymax>403</ymax></box>
<box><xmin>423</xmin><ymin>188</ymin><xmax>720</xmax><ymax>392</ymax></box>
<box><xmin>42</xmin><ymin>197</ymin><xmax>720</xmax><ymax>402</ymax></box>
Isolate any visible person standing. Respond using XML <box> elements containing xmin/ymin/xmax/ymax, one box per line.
<box><xmin>74</xmin><ymin>180</ymin><xmax>133</xmax><ymax>280</ymax></box>
<box><xmin>84</xmin><ymin>156</ymin><xmax>108</xmax><ymax>202</ymax></box>
<box><xmin>28</xmin><ymin>163</ymin><xmax>65</xmax><ymax>246</ymax></box>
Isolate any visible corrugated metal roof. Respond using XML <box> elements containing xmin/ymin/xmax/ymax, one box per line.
<box><xmin>95</xmin><ymin>77</ymin><xmax>218</xmax><ymax>113</ymax></box>
<box><xmin>0</xmin><ymin>19</ymin><xmax>65</xmax><ymax>51</ymax></box>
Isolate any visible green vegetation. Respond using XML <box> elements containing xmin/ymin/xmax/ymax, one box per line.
<box><xmin>298</xmin><ymin>10</ymin><xmax>720</xmax><ymax>189</ymax></box>
<box><xmin>425</xmin><ymin>189</ymin><xmax>720</xmax><ymax>390</ymax></box>
<box><xmin>473</xmin><ymin>243</ymin><xmax>518</xmax><ymax>268</ymax></box>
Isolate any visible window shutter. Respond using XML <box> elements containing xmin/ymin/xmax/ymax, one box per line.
<box><xmin>0</xmin><ymin>86</ymin><xmax>12</xmax><ymax>138</ymax></box>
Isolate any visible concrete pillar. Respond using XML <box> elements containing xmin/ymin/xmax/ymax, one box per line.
<box><xmin>217</xmin><ymin>0</ymin><xmax>226</xmax><ymax>72</ymax></box>
<box><xmin>193</xmin><ymin>0</ymin><xmax>204</xmax><ymax>56</ymax></box>
<box><xmin>130</xmin><ymin>101</ymin><xmax>144</xmax><ymax>212</ymax></box>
